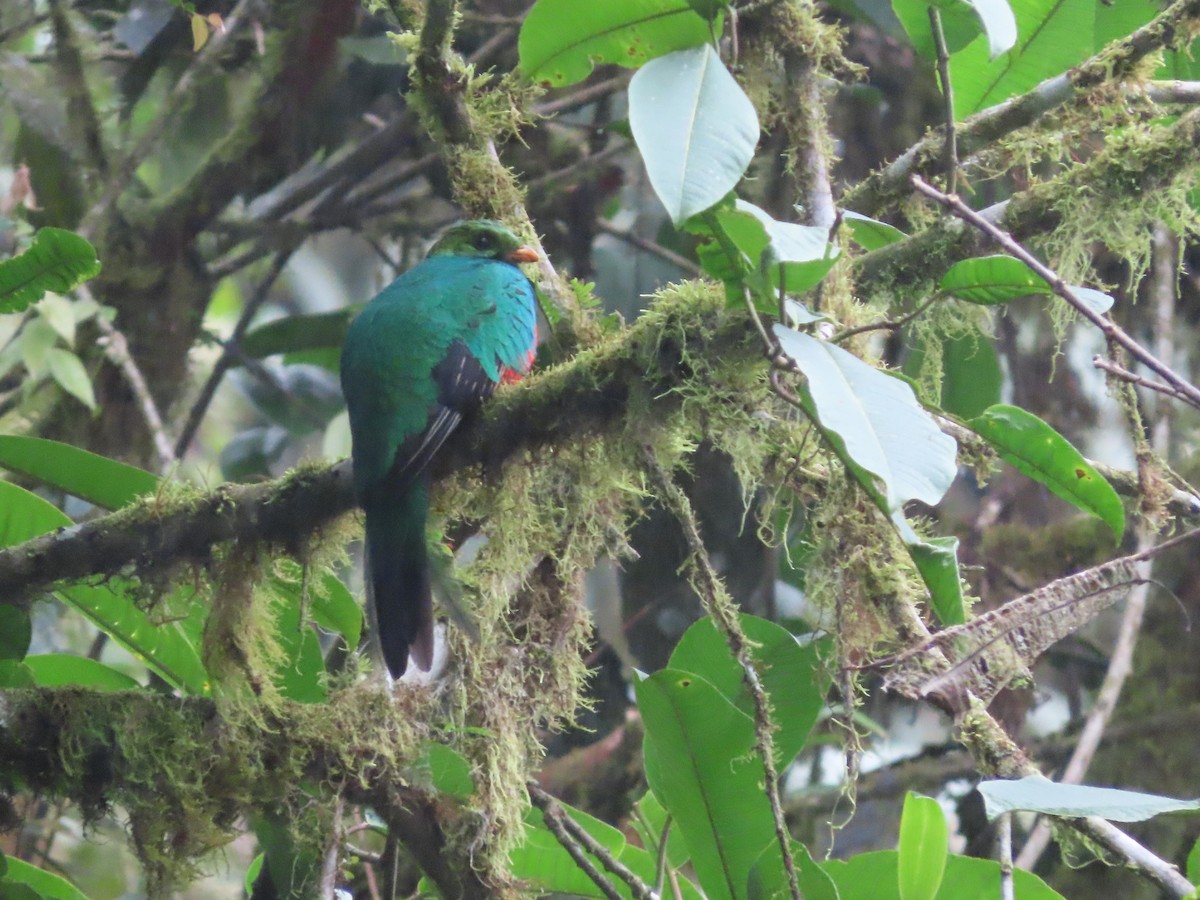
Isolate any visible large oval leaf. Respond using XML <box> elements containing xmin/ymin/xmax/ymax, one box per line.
<box><xmin>629</xmin><ymin>44</ymin><xmax>759</xmax><ymax>224</ymax></box>
<box><xmin>668</xmin><ymin>614</ymin><xmax>828</xmax><ymax>767</ymax></box>
<box><xmin>772</xmin><ymin>326</ymin><xmax>957</xmax><ymax>513</ymax></box>
<box><xmin>970</xmin><ymin>404</ymin><xmax>1124</xmax><ymax>540</ymax></box>
<box><xmin>0</xmin><ymin>227</ymin><xmax>101</xmax><ymax>315</ymax></box>
<box><xmin>25</xmin><ymin>654</ymin><xmax>141</xmax><ymax>691</ymax></box>
<box><xmin>0</xmin><ymin>436</ymin><xmax>158</xmax><ymax>510</ymax></box>
<box><xmin>978</xmin><ymin>776</ymin><xmax>1200</xmax><ymax>822</ymax></box>
<box><xmin>637</xmin><ymin>668</ymin><xmax>774</xmax><ymax>900</ymax></box>
<box><xmin>519</xmin><ymin>0</ymin><xmax>714</xmax><ymax>87</ymax></box>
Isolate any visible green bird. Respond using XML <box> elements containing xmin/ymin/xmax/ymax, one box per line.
<box><xmin>340</xmin><ymin>220</ymin><xmax>539</xmax><ymax>677</ymax></box>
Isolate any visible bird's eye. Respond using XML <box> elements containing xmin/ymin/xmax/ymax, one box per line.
<box><xmin>473</xmin><ymin>233</ymin><xmax>493</xmax><ymax>251</ymax></box>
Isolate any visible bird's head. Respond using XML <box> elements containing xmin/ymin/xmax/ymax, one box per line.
<box><xmin>429</xmin><ymin>220</ymin><xmax>539</xmax><ymax>264</ymax></box>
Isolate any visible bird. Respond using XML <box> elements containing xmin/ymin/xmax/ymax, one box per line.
<box><xmin>339</xmin><ymin>220</ymin><xmax>539</xmax><ymax>677</ymax></box>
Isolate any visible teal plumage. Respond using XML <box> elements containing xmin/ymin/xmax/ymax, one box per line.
<box><xmin>340</xmin><ymin>221</ymin><xmax>538</xmax><ymax>676</ymax></box>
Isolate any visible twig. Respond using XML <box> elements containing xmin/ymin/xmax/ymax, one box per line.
<box><xmin>528</xmin><ymin>782</ymin><xmax>656</xmax><ymax>900</ymax></box>
<box><xmin>84</xmin><ymin>287</ymin><xmax>175</xmax><ymax>471</ymax></box>
<box><xmin>927</xmin><ymin>7</ymin><xmax>957</xmax><ymax>194</ymax></box>
<box><xmin>998</xmin><ymin>813</ymin><xmax>1014</xmax><ymax>900</ymax></box>
<box><xmin>596</xmin><ymin>219</ymin><xmax>702</xmax><ymax>276</ymax></box>
<box><xmin>1076</xmin><ymin>817</ymin><xmax>1194</xmax><ymax>897</ymax></box>
<box><xmin>1091</xmin><ymin>356</ymin><xmax>1191</xmax><ymax>403</ymax></box>
<box><xmin>78</xmin><ymin>0</ymin><xmax>254</xmax><ymax>240</ymax></box>
<box><xmin>831</xmin><ymin>294</ymin><xmax>940</xmax><ymax>344</ymax></box>
<box><xmin>911</xmin><ymin>175</ymin><xmax>1200</xmax><ymax>411</ymax></box>
<box><xmin>174</xmin><ymin>247</ymin><xmax>294</xmax><ymax>459</ymax></box>
<box><xmin>527</xmin><ymin>784</ymin><xmax>625</xmax><ymax>900</ymax></box>
<box><xmin>643</xmin><ymin>448</ymin><xmax>802</xmax><ymax>900</ymax></box>
<box><xmin>536</xmin><ymin>75</ymin><xmax>630</xmax><ymax>118</ymax></box>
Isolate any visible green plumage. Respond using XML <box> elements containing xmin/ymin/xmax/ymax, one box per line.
<box><xmin>340</xmin><ymin>220</ymin><xmax>538</xmax><ymax>676</ymax></box>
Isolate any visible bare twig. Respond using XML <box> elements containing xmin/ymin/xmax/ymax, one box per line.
<box><xmin>596</xmin><ymin>219</ymin><xmax>702</xmax><ymax>276</ymax></box>
<box><xmin>1091</xmin><ymin>356</ymin><xmax>1191</xmax><ymax>403</ymax></box>
<box><xmin>174</xmin><ymin>248</ymin><xmax>295</xmax><ymax>459</ymax></box>
<box><xmin>927</xmin><ymin>7</ymin><xmax>957</xmax><ymax>194</ymax></box>
<box><xmin>527</xmin><ymin>783</ymin><xmax>624</xmax><ymax>900</ymax></box>
<box><xmin>528</xmin><ymin>782</ymin><xmax>656</xmax><ymax>900</ymax></box>
<box><xmin>643</xmin><ymin>448</ymin><xmax>802</xmax><ymax>900</ymax></box>
<box><xmin>998</xmin><ymin>813</ymin><xmax>1014</xmax><ymax>900</ymax></box>
<box><xmin>911</xmin><ymin>175</ymin><xmax>1200</xmax><ymax>410</ymax></box>
<box><xmin>83</xmin><ymin>286</ymin><xmax>175</xmax><ymax>471</ymax></box>
<box><xmin>536</xmin><ymin>75</ymin><xmax>630</xmax><ymax>118</ymax></box>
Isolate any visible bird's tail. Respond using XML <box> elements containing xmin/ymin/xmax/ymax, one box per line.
<box><xmin>363</xmin><ymin>483</ymin><xmax>434</xmax><ymax>677</ymax></box>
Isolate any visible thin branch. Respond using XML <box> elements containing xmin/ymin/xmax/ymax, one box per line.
<box><xmin>174</xmin><ymin>248</ymin><xmax>295</xmax><ymax>459</ymax></box>
<box><xmin>595</xmin><ymin>219</ymin><xmax>702</xmax><ymax>276</ymax></box>
<box><xmin>830</xmin><ymin>294</ymin><xmax>941</xmax><ymax>344</ymax></box>
<box><xmin>927</xmin><ymin>7</ymin><xmax>957</xmax><ymax>194</ymax></box>
<box><xmin>1091</xmin><ymin>355</ymin><xmax>1192</xmax><ymax>403</ymax></box>
<box><xmin>643</xmin><ymin>448</ymin><xmax>802</xmax><ymax>900</ymax></box>
<box><xmin>998</xmin><ymin>813</ymin><xmax>1014</xmax><ymax>900</ymax></box>
<box><xmin>527</xmin><ymin>784</ymin><xmax>624</xmax><ymax>900</ymax></box>
<box><xmin>910</xmin><ymin>175</ymin><xmax>1200</xmax><ymax>410</ymax></box>
<box><xmin>535</xmin><ymin>75</ymin><xmax>630</xmax><ymax>118</ymax></box>
<box><xmin>84</xmin><ymin>287</ymin><xmax>175</xmax><ymax>471</ymax></box>
<box><xmin>78</xmin><ymin>0</ymin><xmax>255</xmax><ymax>240</ymax></box>
<box><xmin>528</xmin><ymin>782</ymin><xmax>656</xmax><ymax>900</ymax></box>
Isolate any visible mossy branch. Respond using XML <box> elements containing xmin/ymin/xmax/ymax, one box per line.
<box><xmin>843</xmin><ymin>0</ymin><xmax>1200</xmax><ymax>217</ymax></box>
<box><xmin>0</xmin><ymin>290</ymin><xmax>757</xmax><ymax>605</ymax></box>
<box><xmin>0</xmin><ymin>685</ymin><xmax>489</xmax><ymax>898</ymax></box>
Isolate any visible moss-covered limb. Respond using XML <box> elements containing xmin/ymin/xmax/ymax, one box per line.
<box><xmin>397</xmin><ymin>0</ymin><xmax>594</xmax><ymax>347</ymax></box>
<box><xmin>47</xmin><ymin>0</ymin><xmax>107</xmax><ymax>179</ymax></box>
<box><xmin>853</xmin><ymin>104</ymin><xmax>1200</xmax><ymax>304</ymax></box>
<box><xmin>842</xmin><ymin>0</ymin><xmax>1200</xmax><ymax>218</ymax></box>
<box><xmin>0</xmin><ymin>285</ymin><xmax>758</xmax><ymax>604</ymax></box>
<box><xmin>0</xmin><ymin>684</ymin><xmax>488</xmax><ymax>895</ymax></box>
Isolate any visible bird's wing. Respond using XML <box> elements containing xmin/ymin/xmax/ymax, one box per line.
<box><xmin>378</xmin><ymin>339</ymin><xmax>496</xmax><ymax>494</ymax></box>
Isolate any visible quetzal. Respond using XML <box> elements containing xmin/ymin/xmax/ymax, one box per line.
<box><xmin>340</xmin><ymin>220</ymin><xmax>539</xmax><ymax>677</ymax></box>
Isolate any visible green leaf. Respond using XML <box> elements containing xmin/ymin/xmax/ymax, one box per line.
<box><xmin>909</xmin><ymin>537</ymin><xmax>965</xmax><ymax>626</ymax></box>
<box><xmin>519</xmin><ymin>0</ymin><xmax>715</xmax><ymax>87</ymax></box>
<box><xmin>2</xmin><ymin>856</ymin><xmax>90</xmax><ymax>899</ymax></box>
<box><xmin>940</xmin><ymin>254</ymin><xmax>1047</xmax><ymax>304</ymax></box>
<box><xmin>240</xmin><ymin>309</ymin><xmax>355</xmax><ymax>361</ymax></box>
<box><xmin>772</xmin><ymin>326</ymin><xmax>958</xmax><ymax>515</ymax></box>
<box><xmin>512</xmin><ymin>805</ymin><xmax>695</xmax><ymax>900</ymax></box>
<box><xmin>821</xmin><ymin>850</ymin><xmax>1063</xmax><ymax>899</ymax></box>
<box><xmin>940</xmin><ymin>255</ymin><xmax>1112</xmax><ymax>313</ymax></box>
<box><xmin>46</xmin><ymin>348</ymin><xmax>96</xmax><ymax>411</ymax></box>
<box><xmin>24</xmin><ymin>654</ymin><xmax>141</xmax><ymax>691</ymax></box>
<box><xmin>630</xmin><ymin>790</ymin><xmax>690</xmax><ymax>869</ymax></box>
<box><xmin>0</xmin><ymin>605</ymin><xmax>32</xmax><ymax>661</ymax></box>
<box><xmin>37</xmin><ymin>294</ymin><xmax>77</xmax><ymax>346</ymax></box>
<box><xmin>244</xmin><ymin>854</ymin><xmax>264</xmax><ymax>895</ymax></box>
<box><xmin>273</xmin><ymin>561</ymin><xmax>363</xmax><ymax>648</ymax></box>
<box><xmin>58</xmin><ymin>581</ymin><xmax>210</xmax><ymax>696</ymax></box>
<box><xmin>898</xmin><ymin>793</ymin><xmax>948</xmax><ymax>900</ymax></box>
<box><xmin>842</xmin><ymin>210</ymin><xmax>908</xmax><ymax>250</ymax></box>
<box><xmin>969</xmin><ymin>404</ymin><xmax>1124</xmax><ymax>540</ymax></box>
<box><xmin>0</xmin><ymin>228</ymin><xmax>101</xmax><ymax>315</ymax></box>
<box><xmin>0</xmin><ymin>480</ymin><xmax>72</xmax><ymax>548</ymax></box>
<box><xmin>940</xmin><ymin>333</ymin><xmax>1002</xmax><ymax>419</ymax></box>
<box><xmin>629</xmin><ymin>44</ymin><xmax>760</xmax><ymax>224</ymax></box>
<box><xmin>1186</xmin><ymin>835</ymin><xmax>1200</xmax><ymax>886</ymax></box>
<box><xmin>637</xmin><ymin>668</ymin><xmax>774</xmax><ymax>900</ymax></box>
<box><xmin>0</xmin><ymin>436</ymin><xmax>158</xmax><ymax>509</ymax></box>
<box><xmin>749</xmin><ymin>840</ymin><xmax>839</xmax><ymax>900</ymax></box>
<box><xmin>0</xmin><ymin>660</ymin><xmax>35</xmax><ymax>688</ymax></box>
<box><xmin>978</xmin><ymin>776</ymin><xmax>1200</xmax><ymax>822</ymax></box>
<box><xmin>264</xmin><ymin>577</ymin><xmax>328</xmax><ymax>703</ymax></box>
<box><xmin>951</xmin><ymin>0</ymin><xmax>1094</xmax><ymax>117</ymax></box>
<box><xmin>411</xmin><ymin>743</ymin><xmax>474</xmax><ymax>798</ymax></box>
<box><xmin>891</xmin><ymin>0</ymin><xmax>987</xmax><ymax>58</ymax></box>
<box><xmin>668</xmin><ymin>614</ymin><xmax>828</xmax><ymax>766</ymax></box>
<box><xmin>738</xmin><ymin>201</ymin><xmax>839</xmax><ymax>293</ymax></box>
